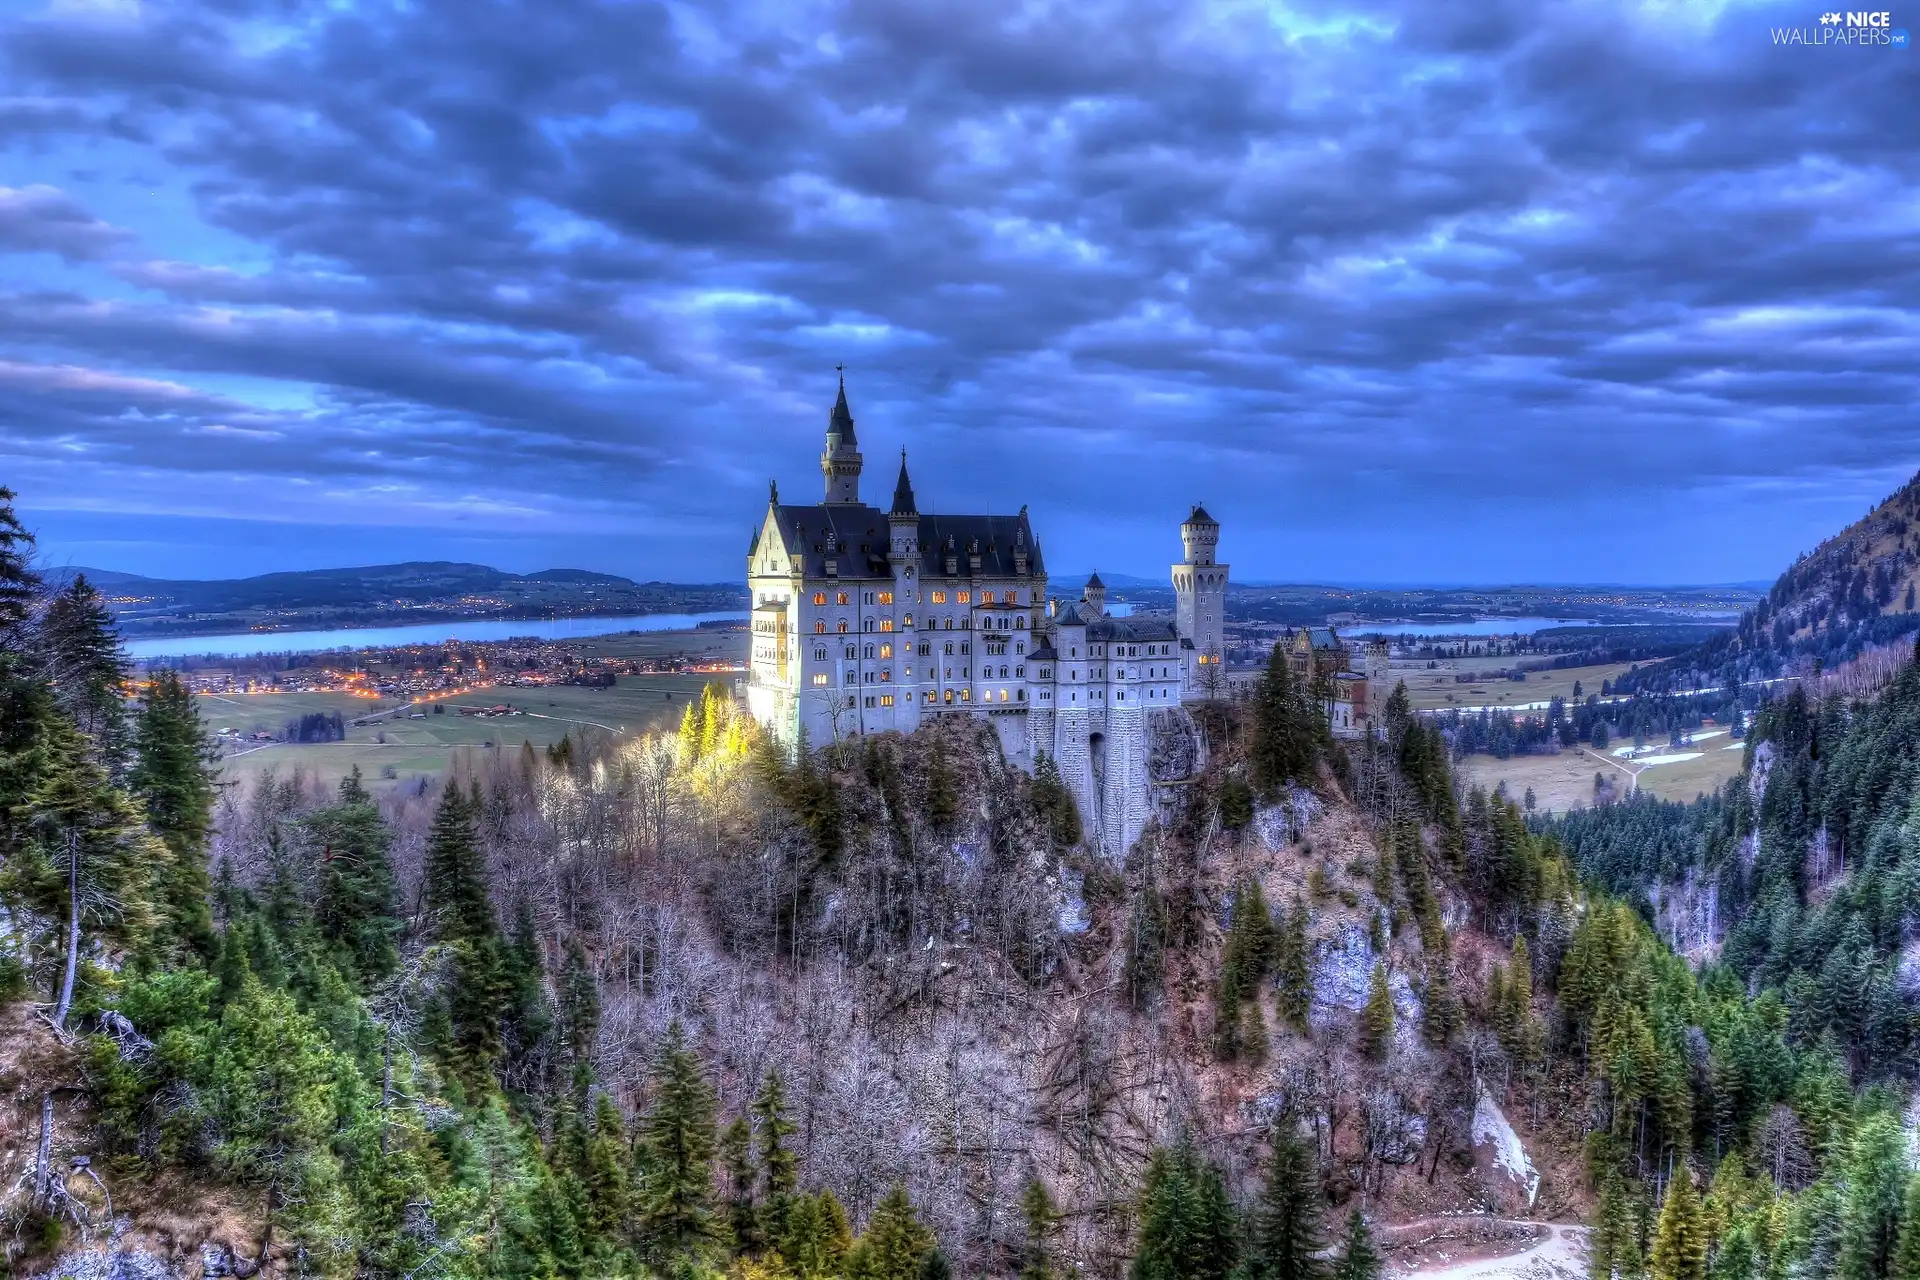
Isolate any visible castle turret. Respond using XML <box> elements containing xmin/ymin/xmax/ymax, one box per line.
<box><xmin>888</xmin><ymin>450</ymin><xmax>920</xmax><ymax>561</ymax></box>
<box><xmin>1083</xmin><ymin>572</ymin><xmax>1107</xmax><ymax>617</ymax></box>
<box><xmin>1173</xmin><ymin>505</ymin><xmax>1228</xmax><ymax>696</ymax></box>
<box><xmin>821</xmin><ymin>371</ymin><xmax>862</xmax><ymax>504</ymax></box>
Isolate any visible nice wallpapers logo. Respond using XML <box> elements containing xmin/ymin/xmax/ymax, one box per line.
<box><xmin>1772</xmin><ymin>9</ymin><xmax>1911</xmax><ymax>45</ymax></box>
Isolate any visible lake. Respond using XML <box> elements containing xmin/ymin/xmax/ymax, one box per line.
<box><xmin>1343</xmin><ymin>616</ymin><xmax>1637</xmax><ymax>638</ymax></box>
<box><xmin>124</xmin><ymin>611</ymin><xmax>750</xmax><ymax>660</ymax></box>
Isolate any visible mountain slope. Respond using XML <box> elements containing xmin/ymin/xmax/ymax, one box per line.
<box><xmin>1620</xmin><ymin>472</ymin><xmax>1920</xmax><ymax>693</ymax></box>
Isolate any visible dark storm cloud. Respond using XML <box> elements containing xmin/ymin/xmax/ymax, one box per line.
<box><xmin>0</xmin><ymin>183</ymin><xmax>131</xmax><ymax>259</ymax></box>
<box><xmin>1</xmin><ymin>0</ymin><xmax>1916</xmax><ymax>581</ymax></box>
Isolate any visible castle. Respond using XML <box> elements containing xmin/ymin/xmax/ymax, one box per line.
<box><xmin>745</xmin><ymin>376</ymin><xmax>1232</xmax><ymax>857</ymax></box>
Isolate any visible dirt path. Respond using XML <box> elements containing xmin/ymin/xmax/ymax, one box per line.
<box><xmin>1390</xmin><ymin>1220</ymin><xmax>1588</xmax><ymax>1279</ymax></box>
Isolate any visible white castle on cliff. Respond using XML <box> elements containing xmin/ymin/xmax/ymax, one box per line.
<box><xmin>745</xmin><ymin>376</ymin><xmax>1229</xmax><ymax>857</ymax></box>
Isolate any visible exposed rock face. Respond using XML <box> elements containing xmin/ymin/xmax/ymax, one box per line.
<box><xmin>1472</xmin><ymin>1083</ymin><xmax>1540</xmax><ymax>1212</ymax></box>
<box><xmin>1146</xmin><ymin>708</ymin><xmax>1200</xmax><ymax>782</ymax></box>
<box><xmin>1255</xmin><ymin>787</ymin><xmax>1324</xmax><ymax>851</ymax></box>
<box><xmin>1310</xmin><ymin>923</ymin><xmax>1376</xmax><ymax>1025</ymax></box>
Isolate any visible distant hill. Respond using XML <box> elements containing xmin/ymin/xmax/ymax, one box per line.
<box><xmin>1617</xmin><ymin>471</ymin><xmax>1920</xmax><ymax>692</ymax></box>
<box><xmin>53</xmin><ymin>561</ymin><xmax>747</xmax><ymax>639</ymax></box>
<box><xmin>1051</xmin><ymin>571</ymin><xmax>1166</xmax><ymax>590</ymax></box>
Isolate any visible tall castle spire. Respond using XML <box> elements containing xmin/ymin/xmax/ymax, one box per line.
<box><xmin>821</xmin><ymin>366</ymin><xmax>863</xmax><ymax>504</ymax></box>
<box><xmin>890</xmin><ymin>448</ymin><xmax>917</xmax><ymax>517</ymax></box>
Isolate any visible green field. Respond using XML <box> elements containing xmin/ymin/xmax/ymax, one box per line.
<box><xmin>201</xmin><ymin>671</ymin><xmax>735</xmax><ymax>795</ymax></box>
<box><xmin>1395</xmin><ymin>658</ymin><xmax>1639</xmax><ymax>712</ymax></box>
<box><xmin>1455</xmin><ymin>740</ymin><xmax>1745</xmax><ymax>816</ymax></box>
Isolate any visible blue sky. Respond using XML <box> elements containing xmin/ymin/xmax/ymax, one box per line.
<box><xmin>1</xmin><ymin>0</ymin><xmax>1915</xmax><ymax>585</ymax></box>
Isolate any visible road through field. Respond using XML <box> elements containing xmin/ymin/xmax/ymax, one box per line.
<box><xmin>1393</xmin><ymin>1221</ymin><xmax>1587</xmax><ymax>1279</ymax></box>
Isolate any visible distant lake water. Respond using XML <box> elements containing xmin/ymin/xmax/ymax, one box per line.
<box><xmin>124</xmin><ymin>611</ymin><xmax>750</xmax><ymax>660</ymax></box>
<box><xmin>1346</xmin><ymin>617</ymin><xmax>1638</xmax><ymax>638</ymax></box>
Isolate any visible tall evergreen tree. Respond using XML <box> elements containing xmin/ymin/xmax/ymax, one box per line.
<box><xmin>1240</xmin><ymin>1129</ymin><xmax>1325</xmax><ymax>1280</ymax></box>
<box><xmin>722</xmin><ymin>1114</ymin><xmax>762</xmax><ymax>1255</ymax></box>
<box><xmin>1021</xmin><ymin>1176</ymin><xmax>1062</xmax><ymax>1280</ymax></box>
<box><xmin>1276</xmin><ymin>897</ymin><xmax>1312</xmax><ymax>1029</ymax></box>
<box><xmin>1250</xmin><ymin>644</ymin><xmax>1315</xmax><ymax>800</ymax></box>
<box><xmin>1359</xmin><ymin>963</ymin><xmax>1395</xmax><ymax>1060</ymax></box>
<box><xmin>39</xmin><ymin>574</ymin><xmax>131</xmax><ymax>773</ymax></box>
<box><xmin>25</xmin><ymin>717</ymin><xmax>160</xmax><ymax>1029</ymax></box>
<box><xmin>847</xmin><ymin>1183</ymin><xmax>937</xmax><ymax>1280</ymax></box>
<box><xmin>1331</xmin><ymin>1210</ymin><xmax>1382</xmax><ymax>1280</ymax></box>
<box><xmin>305</xmin><ymin>768</ymin><xmax>400</xmax><ymax>983</ymax></box>
<box><xmin>1130</xmin><ymin>1142</ymin><xmax>1238</xmax><ymax>1280</ymax></box>
<box><xmin>634</xmin><ymin>1020</ymin><xmax>722</xmax><ymax>1266</ymax></box>
<box><xmin>754</xmin><ymin>1069</ymin><xmax>800</xmax><ymax>1238</ymax></box>
<box><xmin>129</xmin><ymin>668</ymin><xmax>218</xmax><ymax>956</ymax></box>
<box><xmin>1839</xmin><ymin>1113</ymin><xmax>1909</xmax><ymax>1280</ymax></box>
<box><xmin>1890</xmin><ymin>1173</ymin><xmax>1920</xmax><ymax>1280</ymax></box>
<box><xmin>1650</xmin><ymin>1173</ymin><xmax>1708</xmax><ymax>1280</ymax></box>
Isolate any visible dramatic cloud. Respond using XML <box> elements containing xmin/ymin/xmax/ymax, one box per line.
<box><xmin>1</xmin><ymin>0</ymin><xmax>1915</xmax><ymax>582</ymax></box>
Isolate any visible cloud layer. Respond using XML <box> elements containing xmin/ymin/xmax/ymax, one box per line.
<box><xmin>2</xmin><ymin>0</ymin><xmax>1916</xmax><ymax>582</ymax></box>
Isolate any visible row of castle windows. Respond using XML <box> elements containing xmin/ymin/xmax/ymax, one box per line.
<box><xmin>808</xmin><ymin>588</ymin><xmax>1026</xmax><ymax>607</ymax></box>
<box><xmin>813</xmin><ymin>614</ymin><xmax>1027</xmax><ymax>634</ymax></box>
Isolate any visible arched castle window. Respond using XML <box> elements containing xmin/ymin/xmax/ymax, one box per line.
<box><xmin>1015</xmin><ymin>617</ymin><xmax>1025</xmax><ymax>629</ymax></box>
<box><xmin>864</xmin><ymin>645</ymin><xmax>875</xmax><ymax>659</ymax></box>
<box><xmin>837</xmin><ymin>591</ymin><xmax>849</xmax><ymax>605</ymax></box>
<box><xmin>813</xmin><ymin>592</ymin><xmax>826</xmax><ymax>606</ymax></box>
<box><xmin>837</xmin><ymin>621</ymin><xmax>848</xmax><ymax>633</ymax></box>
<box><xmin>864</xmin><ymin>619</ymin><xmax>875</xmax><ymax>632</ymax></box>
<box><xmin>815</xmin><ymin>621</ymin><xmax>826</xmax><ymax>634</ymax></box>
<box><xmin>880</xmin><ymin>620</ymin><xmax>894</xmax><ymax>632</ymax></box>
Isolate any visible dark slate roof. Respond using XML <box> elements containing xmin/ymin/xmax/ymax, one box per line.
<box><xmin>1087</xmin><ymin>615</ymin><xmax>1179</xmax><ymax>643</ymax></box>
<box><xmin>1030</xmin><ymin>642</ymin><xmax>1059</xmax><ymax>661</ymax></box>
<box><xmin>1086</xmin><ymin>571</ymin><xmax>1106</xmax><ymax>589</ymax></box>
<box><xmin>764</xmin><ymin>504</ymin><xmax>1045</xmax><ymax>582</ymax></box>
<box><xmin>829</xmin><ymin>377</ymin><xmax>856</xmax><ymax>444</ymax></box>
<box><xmin>1185</xmin><ymin>504</ymin><xmax>1218</xmax><ymax>526</ymax></box>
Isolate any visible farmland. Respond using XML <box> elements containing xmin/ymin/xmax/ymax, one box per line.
<box><xmin>1454</xmin><ymin>738</ymin><xmax>1746</xmax><ymax>816</ymax></box>
<box><xmin>1389</xmin><ymin>657</ymin><xmax>1641</xmax><ymax>712</ymax></box>
<box><xmin>200</xmin><ymin>669</ymin><xmax>732</xmax><ymax>795</ymax></box>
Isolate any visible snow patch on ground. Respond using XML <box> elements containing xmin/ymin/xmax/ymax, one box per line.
<box><xmin>1633</xmin><ymin>752</ymin><xmax>1704</xmax><ymax>766</ymax></box>
<box><xmin>1472</xmin><ymin>1084</ymin><xmax>1539</xmax><ymax>1209</ymax></box>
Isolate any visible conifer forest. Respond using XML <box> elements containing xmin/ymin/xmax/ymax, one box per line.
<box><xmin>6</xmin><ymin>470</ymin><xmax>1920</xmax><ymax>1280</ymax></box>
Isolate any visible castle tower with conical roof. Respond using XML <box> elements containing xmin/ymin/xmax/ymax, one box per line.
<box><xmin>821</xmin><ymin>370</ymin><xmax>863</xmax><ymax>504</ymax></box>
<box><xmin>1173</xmin><ymin>504</ymin><xmax>1229</xmax><ymax>696</ymax></box>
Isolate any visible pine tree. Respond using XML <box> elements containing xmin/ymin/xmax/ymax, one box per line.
<box><xmin>582</xmin><ymin>1094</ymin><xmax>632</xmax><ymax>1244</ymax></box>
<box><xmin>1250</xmin><ymin>644</ymin><xmax>1315</xmax><ymax>801</ymax></box>
<box><xmin>424</xmin><ymin>782</ymin><xmax>492</xmax><ymax>945</ymax></box>
<box><xmin>128</xmin><ymin>668</ymin><xmax>218</xmax><ymax>957</ymax></box>
<box><xmin>847</xmin><ymin>1183</ymin><xmax>937</xmax><ymax>1280</ymax></box>
<box><xmin>558</xmin><ymin>937</ymin><xmax>600</xmax><ymax>1065</ymax></box>
<box><xmin>1331</xmin><ymin>1209</ymin><xmax>1382</xmax><ymax>1280</ymax></box>
<box><xmin>1031</xmin><ymin>751</ymin><xmax>1083</xmax><ymax>848</ymax></box>
<box><xmin>1241</xmin><ymin>1129</ymin><xmax>1325</xmax><ymax>1280</ymax></box>
<box><xmin>40</xmin><ymin>574</ymin><xmax>132</xmax><ymax>773</ymax></box>
<box><xmin>1422</xmin><ymin>954</ymin><xmax>1464</xmax><ymax>1046</ymax></box>
<box><xmin>1276</xmin><ymin>898</ymin><xmax>1312</xmax><ymax>1029</ymax></box>
<box><xmin>1650</xmin><ymin>1173</ymin><xmax>1708</xmax><ymax>1280</ymax></box>
<box><xmin>1021</xmin><ymin>1176</ymin><xmax>1061</xmax><ymax>1280</ymax></box>
<box><xmin>634</xmin><ymin>1020</ymin><xmax>722</xmax><ymax>1266</ymax></box>
<box><xmin>1130</xmin><ymin>1142</ymin><xmax>1238</xmax><ymax>1280</ymax></box>
<box><xmin>0</xmin><ymin>487</ymin><xmax>37</xmax><ymax>640</ymax></box>
<box><xmin>26</xmin><ymin>717</ymin><xmax>160</xmax><ymax>1029</ymax></box>
<box><xmin>1839</xmin><ymin>1113</ymin><xmax>1909</xmax><ymax>1280</ymax></box>
<box><xmin>305</xmin><ymin>768</ymin><xmax>400</xmax><ymax>983</ymax></box>
<box><xmin>1890</xmin><ymin>1173</ymin><xmax>1920</xmax><ymax>1280</ymax></box>
<box><xmin>754</xmin><ymin>1069</ymin><xmax>800</xmax><ymax>1242</ymax></box>
<box><xmin>1359</xmin><ymin>963</ymin><xmax>1395</xmax><ymax>1060</ymax></box>
<box><xmin>723</xmin><ymin>1114</ymin><xmax>762</xmax><ymax>1255</ymax></box>
<box><xmin>781</xmin><ymin>1190</ymin><xmax>854</xmax><ymax>1278</ymax></box>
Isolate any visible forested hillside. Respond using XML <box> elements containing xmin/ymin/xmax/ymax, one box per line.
<box><xmin>2</xmin><ymin>484</ymin><xmax>1914</xmax><ymax>1280</ymax></box>
<box><xmin>1619</xmin><ymin>473</ymin><xmax>1920</xmax><ymax>696</ymax></box>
